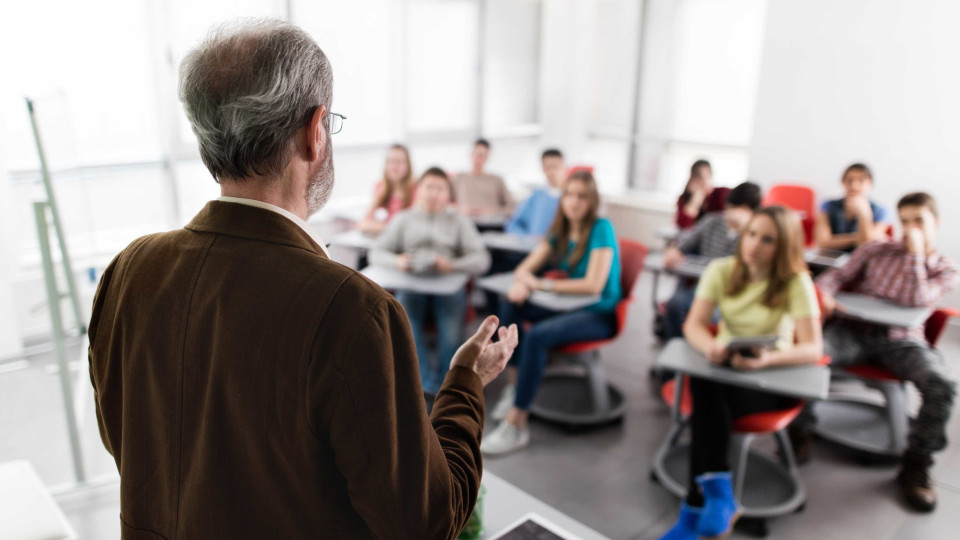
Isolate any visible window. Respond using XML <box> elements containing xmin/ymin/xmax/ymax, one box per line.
<box><xmin>483</xmin><ymin>0</ymin><xmax>542</xmax><ymax>134</ymax></box>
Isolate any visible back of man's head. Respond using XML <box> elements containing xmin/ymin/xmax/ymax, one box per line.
<box><xmin>179</xmin><ymin>19</ymin><xmax>333</xmax><ymax>182</ymax></box>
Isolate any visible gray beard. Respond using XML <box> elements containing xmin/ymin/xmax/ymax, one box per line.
<box><xmin>305</xmin><ymin>141</ymin><xmax>335</xmax><ymax>216</ymax></box>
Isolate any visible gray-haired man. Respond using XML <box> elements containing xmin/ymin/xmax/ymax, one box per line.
<box><xmin>88</xmin><ymin>19</ymin><xmax>517</xmax><ymax>539</ymax></box>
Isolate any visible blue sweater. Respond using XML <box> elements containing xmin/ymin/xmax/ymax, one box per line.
<box><xmin>505</xmin><ymin>188</ymin><xmax>560</xmax><ymax>236</ymax></box>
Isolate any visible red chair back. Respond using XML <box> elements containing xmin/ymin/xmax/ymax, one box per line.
<box><xmin>615</xmin><ymin>239</ymin><xmax>649</xmax><ymax>334</ymax></box>
<box><xmin>924</xmin><ymin>307</ymin><xmax>959</xmax><ymax>347</ymax></box>
<box><xmin>566</xmin><ymin>165</ymin><xmax>594</xmax><ymax>179</ymax></box>
<box><xmin>764</xmin><ymin>184</ymin><xmax>817</xmax><ymax>247</ymax></box>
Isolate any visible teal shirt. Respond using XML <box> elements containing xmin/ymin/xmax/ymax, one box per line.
<box><xmin>552</xmin><ymin>218</ymin><xmax>621</xmax><ymax>313</ymax></box>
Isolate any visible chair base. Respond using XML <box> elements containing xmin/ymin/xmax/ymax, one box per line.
<box><xmin>651</xmin><ymin>442</ymin><xmax>805</xmax><ymax>518</ymax></box>
<box><xmin>529</xmin><ymin>374</ymin><xmax>627</xmax><ymax>427</ymax></box>
<box><xmin>813</xmin><ymin>396</ymin><xmax>907</xmax><ymax>458</ymax></box>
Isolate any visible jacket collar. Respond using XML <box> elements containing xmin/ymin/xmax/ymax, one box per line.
<box><xmin>185</xmin><ymin>200</ymin><xmax>328</xmax><ymax>258</ymax></box>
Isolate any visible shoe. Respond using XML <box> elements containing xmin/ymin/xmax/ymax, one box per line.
<box><xmin>787</xmin><ymin>422</ymin><xmax>814</xmax><ymax>465</ymax></box>
<box><xmin>480</xmin><ymin>422</ymin><xmax>530</xmax><ymax>457</ymax></box>
<box><xmin>490</xmin><ymin>384</ymin><xmax>516</xmax><ymax>421</ymax></box>
<box><xmin>696</xmin><ymin>472</ymin><xmax>742</xmax><ymax>538</ymax></box>
<box><xmin>897</xmin><ymin>449</ymin><xmax>937</xmax><ymax>512</ymax></box>
<box><xmin>658</xmin><ymin>503</ymin><xmax>702</xmax><ymax>540</ymax></box>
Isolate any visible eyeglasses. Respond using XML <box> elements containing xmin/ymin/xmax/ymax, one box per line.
<box><xmin>329</xmin><ymin>112</ymin><xmax>347</xmax><ymax>135</ymax></box>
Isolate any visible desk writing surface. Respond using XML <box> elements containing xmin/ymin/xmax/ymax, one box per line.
<box><xmin>473</xmin><ymin>215</ymin><xmax>509</xmax><ymax>228</ymax></box>
<box><xmin>834</xmin><ymin>293</ymin><xmax>931</xmax><ymax>328</ymax></box>
<box><xmin>656</xmin><ymin>224</ymin><xmax>679</xmax><ymax>242</ymax></box>
<box><xmin>481</xmin><ymin>232</ymin><xmax>542</xmax><ymax>254</ymax></box>
<box><xmin>361</xmin><ymin>266</ymin><xmax>469</xmax><ymax>295</ymax></box>
<box><xmin>644</xmin><ymin>252</ymin><xmax>710</xmax><ymax>279</ymax></box>
<box><xmin>481</xmin><ymin>470</ymin><xmax>609</xmax><ymax>540</ymax></box>
<box><xmin>478</xmin><ymin>272</ymin><xmax>599</xmax><ymax>312</ymax></box>
<box><xmin>804</xmin><ymin>248</ymin><xmax>850</xmax><ymax>269</ymax></box>
<box><xmin>0</xmin><ymin>460</ymin><xmax>76</xmax><ymax>540</ymax></box>
<box><xmin>655</xmin><ymin>339</ymin><xmax>829</xmax><ymax>400</ymax></box>
<box><xmin>330</xmin><ymin>229</ymin><xmax>376</xmax><ymax>251</ymax></box>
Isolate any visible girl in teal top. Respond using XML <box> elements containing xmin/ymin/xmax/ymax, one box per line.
<box><xmin>481</xmin><ymin>171</ymin><xmax>622</xmax><ymax>456</ymax></box>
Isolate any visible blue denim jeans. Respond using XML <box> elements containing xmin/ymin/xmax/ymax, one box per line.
<box><xmin>498</xmin><ymin>299</ymin><xmax>617</xmax><ymax>410</ymax></box>
<box><xmin>397</xmin><ymin>290</ymin><xmax>467</xmax><ymax>394</ymax></box>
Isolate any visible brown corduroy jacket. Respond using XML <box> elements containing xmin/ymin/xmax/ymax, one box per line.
<box><xmin>88</xmin><ymin>200</ymin><xmax>484</xmax><ymax>539</ymax></box>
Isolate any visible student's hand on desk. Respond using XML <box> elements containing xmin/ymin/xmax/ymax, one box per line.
<box><xmin>819</xmin><ymin>291</ymin><xmax>837</xmax><ymax>319</ymax></box>
<box><xmin>434</xmin><ymin>256</ymin><xmax>454</xmax><ymax>273</ymax></box>
<box><xmin>706</xmin><ymin>342</ymin><xmax>728</xmax><ymax>365</ymax></box>
<box><xmin>663</xmin><ymin>247</ymin><xmax>684</xmax><ymax>268</ymax></box>
<box><xmin>731</xmin><ymin>350</ymin><xmax>771</xmax><ymax>371</ymax></box>
<box><xmin>507</xmin><ymin>282</ymin><xmax>531</xmax><ymax>304</ymax></box>
<box><xmin>395</xmin><ymin>254</ymin><xmax>413</xmax><ymax>272</ymax></box>
<box><xmin>515</xmin><ymin>271</ymin><xmax>540</xmax><ymax>289</ymax></box>
<box><xmin>450</xmin><ymin>315</ymin><xmax>519</xmax><ymax>386</ymax></box>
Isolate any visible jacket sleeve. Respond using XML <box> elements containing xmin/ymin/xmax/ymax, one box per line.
<box><xmin>325</xmin><ymin>295</ymin><xmax>485</xmax><ymax>540</ymax></box>
<box><xmin>452</xmin><ymin>216</ymin><xmax>491</xmax><ymax>275</ymax></box>
<box><xmin>369</xmin><ymin>213</ymin><xmax>405</xmax><ymax>268</ymax></box>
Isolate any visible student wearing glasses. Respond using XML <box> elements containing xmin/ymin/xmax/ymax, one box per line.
<box><xmin>660</xmin><ymin>206</ymin><xmax>823</xmax><ymax>540</ymax></box>
<box><xmin>481</xmin><ymin>171</ymin><xmax>621</xmax><ymax>456</ymax></box>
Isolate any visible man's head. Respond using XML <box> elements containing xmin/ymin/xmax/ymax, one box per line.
<box><xmin>541</xmin><ymin>148</ymin><xmax>565</xmax><ymax>188</ymax></box>
<box><xmin>841</xmin><ymin>163</ymin><xmax>873</xmax><ymax>199</ymax></box>
<box><xmin>471</xmin><ymin>139</ymin><xmax>491</xmax><ymax>173</ymax></box>
<box><xmin>724</xmin><ymin>182</ymin><xmax>762</xmax><ymax>232</ymax></box>
<box><xmin>898</xmin><ymin>192</ymin><xmax>939</xmax><ymax>251</ymax></box>
<box><xmin>179</xmin><ymin>19</ymin><xmax>335</xmax><ymax>215</ymax></box>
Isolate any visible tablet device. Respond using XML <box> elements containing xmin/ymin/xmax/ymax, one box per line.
<box><xmin>725</xmin><ymin>335</ymin><xmax>778</xmax><ymax>357</ymax></box>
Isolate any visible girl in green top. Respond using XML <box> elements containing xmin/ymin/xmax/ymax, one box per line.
<box><xmin>661</xmin><ymin>206</ymin><xmax>823</xmax><ymax>540</ymax></box>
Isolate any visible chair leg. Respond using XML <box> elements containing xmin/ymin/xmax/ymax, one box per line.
<box><xmin>774</xmin><ymin>429</ymin><xmax>800</xmax><ymax>475</ymax></box>
<box><xmin>876</xmin><ymin>381</ymin><xmax>909</xmax><ymax>454</ymax></box>
<box><xmin>732</xmin><ymin>433</ymin><xmax>753</xmax><ymax>502</ymax></box>
<box><xmin>585</xmin><ymin>351</ymin><xmax>611</xmax><ymax>413</ymax></box>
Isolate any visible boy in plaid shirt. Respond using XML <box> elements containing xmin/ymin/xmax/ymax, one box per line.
<box><xmin>799</xmin><ymin>192</ymin><xmax>958</xmax><ymax>512</ymax></box>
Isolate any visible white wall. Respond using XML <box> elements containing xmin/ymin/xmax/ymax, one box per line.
<box><xmin>750</xmin><ymin>0</ymin><xmax>960</xmax><ymax>305</ymax></box>
<box><xmin>0</xmin><ymin>147</ymin><xmax>23</xmax><ymax>357</ymax></box>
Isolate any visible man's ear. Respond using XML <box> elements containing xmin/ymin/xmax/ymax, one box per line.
<box><xmin>305</xmin><ymin>105</ymin><xmax>327</xmax><ymax>162</ymax></box>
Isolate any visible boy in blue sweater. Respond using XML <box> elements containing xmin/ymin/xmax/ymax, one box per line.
<box><xmin>505</xmin><ymin>149</ymin><xmax>566</xmax><ymax>236</ymax></box>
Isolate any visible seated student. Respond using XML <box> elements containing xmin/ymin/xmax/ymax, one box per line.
<box><xmin>481</xmin><ymin>171</ymin><xmax>621</xmax><ymax>456</ymax></box>
<box><xmin>452</xmin><ymin>139</ymin><xmax>514</xmax><ymax>217</ymax></box>
<box><xmin>369</xmin><ymin>168</ymin><xmax>491</xmax><ymax>394</ymax></box>
<box><xmin>660</xmin><ymin>206</ymin><xmax>823</xmax><ymax>540</ymax></box>
<box><xmin>796</xmin><ymin>192</ymin><xmax>958</xmax><ymax>512</ymax></box>
<box><xmin>814</xmin><ymin>163</ymin><xmax>889</xmax><ymax>252</ymax></box>
<box><xmin>359</xmin><ymin>144</ymin><xmax>416</xmax><ymax>234</ymax></box>
<box><xmin>662</xmin><ymin>182</ymin><xmax>763</xmax><ymax>340</ymax></box>
<box><xmin>675</xmin><ymin>159</ymin><xmax>730</xmax><ymax>230</ymax></box>
<box><xmin>505</xmin><ymin>148</ymin><xmax>566</xmax><ymax>236</ymax></box>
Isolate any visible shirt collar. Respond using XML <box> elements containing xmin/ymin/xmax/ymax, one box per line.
<box><xmin>216</xmin><ymin>196</ymin><xmax>330</xmax><ymax>257</ymax></box>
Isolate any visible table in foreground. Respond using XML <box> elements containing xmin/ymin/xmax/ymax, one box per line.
<box><xmin>481</xmin><ymin>232</ymin><xmax>542</xmax><ymax>254</ymax></box>
<box><xmin>478</xmin><ymin>272</ymin><xmax>599</xmax><ymax>312</ymax></box>
<box><xmin>361</xmin><ymin>265</ymin><xmax>469</xmax><ymax>295</ymax></box>
<box><xmin>0</xmin><ymin>460</ymin><xmax>76</xmax><ymax>540</ymax></box>
<box><xmin>654</xmin><ymin>338</ymin><xmax>829</xmax><ymax>401</ymax></box>
<box><xmin>481</xmin><ymin>470</ymin><xmax>609</xmax><ymax>540</ymax></box>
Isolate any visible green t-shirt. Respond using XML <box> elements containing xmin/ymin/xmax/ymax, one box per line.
<box><xmin>694</xmin><ymin>257</ymin><xmax>820</xmax><ymax>350</ymax></box>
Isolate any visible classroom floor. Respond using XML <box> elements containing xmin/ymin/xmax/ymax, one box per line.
<box><xmin>2</xmin><ymin>269</ymin><xmax>960</xmax><ymax>539</ymax></box>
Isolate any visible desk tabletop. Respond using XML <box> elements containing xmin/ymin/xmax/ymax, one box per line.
<box><xmin>655</xmin><ymin>338</ymin><xmax>830</xmax><ymax>400</ymax></box>
<box><xmin>481</xmin><ymin>232</ymin><xmax>542</xmax><ymax>254</ymax></box>
<box><xmin>804</xmin><ymin>248</ymin><xmax>850</xmax><ymax>270</ymax></box>
<box><xmin>834</xmin><ymin>292</ymin><xmax>932</xmax><ymax>328</ymax></box>
<box><xmin>645</xmin><ymin>252</ymin><xmax>712</xmax><ymax>279</ymax></box>
<box><xmin>361</xmin><ymin>266</ymin><xmax>469</xmax><ymax>295</ymax></box>
<box><xmin>482</xmin><ymin>470</ymin><xmax>609</xmax><ymax>540</ymax></box>
<box><xmin>478</xmin><ymin>272</ymin><xmax>599</xmax><ymax>312</ymax></box>
<box><xmin>0</xmin><ymin>460</ymin><xmax>76</xmax><ymax>540</ymax></box>
<box><xmin>330</xmin><ymin>229</ymin><xmax>377</xmax><ymax>251</ymax></box>
<box><xmin>473</xmin><ymin>214</ymin><xmax>509</xmax><ymax>228</ymax></box>
<box><xmin>656</xmin><ymin>224</ymin><xmax>680</xmax><ymax>242</ymax></box>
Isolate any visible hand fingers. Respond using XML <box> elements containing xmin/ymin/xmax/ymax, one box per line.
<box><xmin>468</xmin><ymin>316</ymin><xmax>499</xmax><ymax>347</ymax></box>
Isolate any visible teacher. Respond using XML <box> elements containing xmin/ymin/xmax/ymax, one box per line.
<box><xmin>87</xmin><ymin>19</ymin><xmax>517</xmax><ymax>540</ymax></box>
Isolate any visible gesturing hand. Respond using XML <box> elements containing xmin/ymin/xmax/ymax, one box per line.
<box><xmin>450</xmin><ymin>316</ymin><xmax>519</xmax><ymax>386</ymax></box>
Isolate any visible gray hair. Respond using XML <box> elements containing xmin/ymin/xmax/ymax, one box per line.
<box><xmin>178</xmin><ymin>19</ymin><xmax>333</xmax><ymax>182</ymax></box>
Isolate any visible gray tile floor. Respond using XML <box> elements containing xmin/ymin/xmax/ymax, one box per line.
<box><xmin>2</xmin><ymin>270</ymin><xmax>959</xmax><ymax>539</ymax></box>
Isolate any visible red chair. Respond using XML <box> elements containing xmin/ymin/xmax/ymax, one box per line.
<box><xmin>528</xmin><ymin>239</ymin><xmax>649</xmax><ymax>426</ymax></box>
<box><xmin>566</xmin><ymin>164</ymin><xmax>594</xmax><ymax>179</ymax></box>
<box><xmin>814</xmin><ymin>307</ymin><xmax>959</xmax><ymax>457</ymax></box>
<box><xmin>764</xmin><ymin>184</ymin><xmax>817</xmax><ymax>247</ymax></box>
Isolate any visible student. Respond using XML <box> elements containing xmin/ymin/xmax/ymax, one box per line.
<box><xmin>814</xmin><ymin>163</ymin><xmax>889</xmax><ymax>252</ymax></box>
<box><xmin>452</xmin><ymin>139</ymin><xmax>514</xmax><ymax>217</ymax></box>
<box><xmin>662</xmin><ymin>182</ymin><xmax>763</xmax><ymax>340</ymax></box>
<box><xmin>676</xmin><ymin>160</ymin><xmax>730</xmax><ymax>230</ymax></box>
<box><xmin>370</xmin><ymin>168</ymin><xmax>491</xmax><ymax>393</ymax></box>
<box><xmin>359</xmin><ymin>144</ymin><xmax>416</xmax><ymax>234</ymax></box>
<box><xmin>661</xmin><ymin>206</ymin><xmax>823</xmax><ymax>540</ymax></box>
<box><xmin>505</xmin><ymin>148</ymin><xmax>566</xmax><ymax>236</ymax></box>
<box><xmin>481</xmin><ymin>171</ymin><xmax>621</xmax><ymax>456</ymax></box>
<box><xmin>798</xmin><ymin>192</ymin><xmax>957</xmax><ymax>512</ymax></box>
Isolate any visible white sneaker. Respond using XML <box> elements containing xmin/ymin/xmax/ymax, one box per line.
<box><xmin>490</xmin><ymin>384</ymin><xmax>516</xmax><ymax>421</ymax></box>
<box><xmin>481</xmin><ymin>422</ymin><xmax>530</xmax><ymax>457</ymax></box>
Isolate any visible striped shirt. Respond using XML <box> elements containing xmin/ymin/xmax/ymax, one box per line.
<box><xmin>816</xmin><ymin>241</ymin><xmax>959</xmax><ymax>341</ymax></box>
<box><xmin>676</xmin><ymin>212</ymin><xmax>738</xmax><ymax>259</ymax></box>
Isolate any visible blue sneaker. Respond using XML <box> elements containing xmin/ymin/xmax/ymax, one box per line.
<box><xmin>659</xmin><ymin>503</ymin><xmax>702</xmax><ymax>540</ymax></box>
<box><xmin>696</xmin><ymin>472</ymin><xmax>741</xmax><ymax>538</ymax></box>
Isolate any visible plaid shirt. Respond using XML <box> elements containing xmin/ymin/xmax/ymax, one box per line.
<box><xmin>816</xmin><ymin>241</ymin><xmax>960</xmax><ymax>341</ymax></box>
<box><xmin>676</xmin><ymin>212</ymin><xmax>738</xmax><ymax>259</ymax></box>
